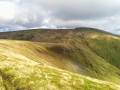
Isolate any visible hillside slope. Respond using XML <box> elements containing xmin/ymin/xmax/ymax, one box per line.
<box><xmin>0</xmin><ymin>40</ymin><xmax>120</xmax><ymax>90</ymax></box>
<box><xmin>0</xmin><ymin>28</ymin><xmax>120</xmax><ymax>89</ymax></box>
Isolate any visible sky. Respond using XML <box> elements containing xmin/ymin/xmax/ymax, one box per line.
<box><xmin>0</xmin><ymin>0</ymin><xmax>120</xmax><ymax>34</ymax></box>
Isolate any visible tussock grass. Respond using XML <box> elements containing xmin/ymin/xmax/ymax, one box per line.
<box><xmin>0</xmin><ymin>49</ymin><xmax>120</xmax><ymax>90</ymax></box>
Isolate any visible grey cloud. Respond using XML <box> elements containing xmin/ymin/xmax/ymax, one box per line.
<box><xmin>0</xmin><ymin>0</ymin><xmax>120</xmax><ymax>34</ymax></box>
<box><xmin>38</xmin><ymin>0</ymin><xmax>120</xmax><ymax>20</ymax></box>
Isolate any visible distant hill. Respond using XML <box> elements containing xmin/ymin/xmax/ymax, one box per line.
<box><xmin>0</xmin><ymin>28</ymin><xmax>120</xmax><ymax>89</ymax></box>
<box><xmin>0</xmin><ymin>28</ymin><xmax>118</xmax><ymax>42</ymax></box>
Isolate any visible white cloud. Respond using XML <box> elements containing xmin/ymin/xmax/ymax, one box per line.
<box><xmin>0</xmin><ymin>1</ymin><xmax>16</xmax><ymax>23</ymax></box>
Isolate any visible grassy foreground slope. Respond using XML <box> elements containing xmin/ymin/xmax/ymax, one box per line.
<box><xmin>0</xmin><ymin>40</ymin><xmax>120</xmax><ymax>90</ymax></box>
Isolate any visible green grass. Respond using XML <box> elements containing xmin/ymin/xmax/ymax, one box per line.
<box><xmin>86</xmin><ymin>35</ymin><xmax>120</xmax><ymax>68</ymax></box>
